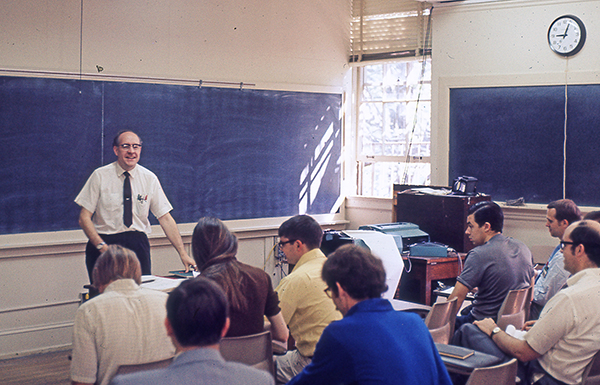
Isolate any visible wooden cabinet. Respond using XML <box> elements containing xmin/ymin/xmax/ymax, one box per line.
<box><xmin>393</xmin><ymin>185</ymin><xmax>491</xmax><ymax>253</ymax></box>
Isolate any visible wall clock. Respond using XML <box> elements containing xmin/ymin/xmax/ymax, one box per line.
<box><xmin>548</xmin><ymin>15</ymin><xmax>586</xmax><ymax>57</ymax></box>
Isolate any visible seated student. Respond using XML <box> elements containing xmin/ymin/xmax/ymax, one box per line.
<box><xmin>110</xmin><ymin>277</ymin><xmax>274</xmax><ymax>385</ymax></box>
<box><xmin>287</xmin><ymin>244</ymin><xmax>452</xmax><ymax>385</ymax></box>
<box><xmin>448</xmin><ymin>201</ymin><xmax>534</xmax><ymax>331</ymax></box>
<box><xmin>453</xmin><ymin>220</ymin><xmax>600</xmax><ymax>385</ymax></box>
<box><xmin>530</xmin><ymin>199</ymin><xmax>580</xmax><ymax>320</ymax></box>
<box><xmin>274</xmin><ymin>215</ymin><xmax>342</xmax><ymax>384</ymax></box>
<box><xmin>192</xmin><ymin>217</ymin><xmax>288</xmax><ymax>346</ymax></box>
<box><xmin>71</xmin><ymin>245</ymin><xmax>175</xmax><ymax>385</ymax></box>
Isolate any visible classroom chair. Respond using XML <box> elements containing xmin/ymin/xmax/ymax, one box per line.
<box><xmin>465</xmin><ymin>358</ymin><xmax>517</xmax><ymax>385</ymax></box>
<box><xmin>425</xmin><ymin>297</ymin><xmax>458</xmax><ymax>344</ymax></box>
<box><xmin>496</xmin><ymin>285</ymin><xmax>533</xmax><ymax>331</ymax></box>
<box><xmin>219</xmin><ymin>330</ymin><xmax>274</xmax><ymax>376</ymax></box>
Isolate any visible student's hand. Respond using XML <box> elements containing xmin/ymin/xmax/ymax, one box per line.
<box><xmin>473</xmin><ymin>318</ymin><xmax>498</xmax><ymax>337</ymax></box>
<box><xmin>522</xmin><ymin>320</ymin><xmax>536</xmax><ymax>331</ymax></box>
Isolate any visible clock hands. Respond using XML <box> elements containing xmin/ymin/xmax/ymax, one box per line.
<box><xmin>557</xmin><ymin>23</ymin><xmax>570</xmax><ymax>39</ymax></box>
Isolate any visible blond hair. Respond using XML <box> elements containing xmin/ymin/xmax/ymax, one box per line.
<box><xmin>92</xmin><ymin>245</ymin><xmax>142</xmax><ymax>288</ymax></box>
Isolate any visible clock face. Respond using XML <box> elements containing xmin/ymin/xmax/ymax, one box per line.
<box><xmin>548</xmin><ymin>15</ymin><xmax>586</xmax><ymax>57</ymax></box>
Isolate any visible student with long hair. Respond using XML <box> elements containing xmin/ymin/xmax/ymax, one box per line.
<box><xmin>192</xmin><ymin>217</ymin><xmax>288</xmax><ymax>346</ymax></box>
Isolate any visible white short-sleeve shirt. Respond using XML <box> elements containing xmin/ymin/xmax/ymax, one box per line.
<box><xmin>70</xmin><ymin>279</ymin><xmax>175</xmax><ymax>385</ymax></box>
<box><xmin>525</xmin><ymin>268</ymin><xmax>600</xmax><ymax>384</ymax></box>
<box><xmin>75</xmin><ymin>162</ymin><xmax>173</xmax><ymax>235</ymax></box>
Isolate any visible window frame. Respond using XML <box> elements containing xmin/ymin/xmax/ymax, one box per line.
<box><xmin>352</xmin><ymin>57</ymin><xmax>432</xmax><ymax>197</ymax></box>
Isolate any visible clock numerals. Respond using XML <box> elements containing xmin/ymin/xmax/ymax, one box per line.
<box><xmin>548</xmin><ymin>15</ymin><xmax>586</xmax><ymax>57</ymax></box>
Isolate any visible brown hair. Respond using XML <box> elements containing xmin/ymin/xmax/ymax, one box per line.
<box><xmin>322</xmin><ymin>244</ymin><xmax>388</xmax><ymax>299</ymax></box>
<box><xmin>548</xmin><ymin>199</ymin><xmax>581</xmax><ymax>224</ymax></box>
<box><xmin>92</xmin><ymin>245</ymin><xmax>142</xmax><ymax>288</ymax></box>
<box><xmin>192</xmin><ymin>217</ymin><xmax>247</xmax><ymax>312</ymax></box>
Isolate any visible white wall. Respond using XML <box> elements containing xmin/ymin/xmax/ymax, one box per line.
<box><xmin>424</xmin><ymin>0</ymin><xmax>600</xmax><ymax>261</ymax></box>
<box><xmin>430</xmin><ymin>0</ymin><xmax>600</xmax><ymax>185</ymax></box>
<box><xmin>0</xmin><ymin>0</ymin><xmax>350</xmax><ymax>358</ymax></box>
<box><xmin>1</xmin><ymin>0</ymin><xmax>350</xmax><ymax>91</ymax></box>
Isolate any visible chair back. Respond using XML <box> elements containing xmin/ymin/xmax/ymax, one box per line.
<box><xmin>465</xmin><ymin>358</ymin><xmax>517</xmax><ymax>385</ymax></box>
<box><xmin>115</xmin><ymin>357</ymin><xmax>173</xmax><ymax>376</ymax></box>
<box><xmin>425</xmin><ymin>298</ymin><xmax>458</xmax><ymax>344</ymax></box>
<box><xmin>582</xmin><ymin>350</ymin><xmax>600</xmax><ymax>385</ymax></box>
<box><xmin>219</xmin><ymin>330</ymin><xmax>274</xmax><ymax>376</ymax></box>
<box><xmin>496</xmin><ymin>286</ymin><xmax>532</xmax><ymax>331</ymax></box>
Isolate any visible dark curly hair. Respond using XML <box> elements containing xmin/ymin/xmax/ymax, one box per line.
<box><xmin>322</xmin><ymin>244</ymin><xmax>388</xmax><ymax>299</ymax></box>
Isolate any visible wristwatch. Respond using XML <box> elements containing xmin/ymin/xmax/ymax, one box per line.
<box><xmin>96</xmin><ymin>242</ymin><xmax>107</xmax><ymax>250</ymax></box>
<box><xmin>490</xmin><ymin>326</ymin><xmax>502</xmax><ymax>338</ymax></box>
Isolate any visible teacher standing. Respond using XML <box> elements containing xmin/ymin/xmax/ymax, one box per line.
<box><xmin>75</xmin><ymin>130</ymin><xmax>195</xmax><ymax>281</ymax></box>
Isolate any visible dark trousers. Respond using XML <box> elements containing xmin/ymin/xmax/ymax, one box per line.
<box><xmin>452</xmin><ymin>323</ymin><xmax>568</xmax><ymax>385</ymax></box>
<box><xmin>454</xmin><ymin>310</ymin><xmax>476</xmax><ymax>334</ymax></box>
<box><xmin>85</xmin><ymin>231</ymin><xmax>151</xmax><ymax>282</ymax></box>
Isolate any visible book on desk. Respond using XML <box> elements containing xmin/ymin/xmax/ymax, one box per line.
<box><xmin>437</xmin><ymin>344</ymin><xmax>474</xmax><ymax>360</ymax></box>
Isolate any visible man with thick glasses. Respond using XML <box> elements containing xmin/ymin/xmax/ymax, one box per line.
<box><xmin>274</xmin><ymin>214</ymin><xmax>341</xmax><ymax>384</ymax></box>
<box><xmin>75</xmin><ymin>130</ymin><xmax>195</xmax><ymax>285</ymax></box>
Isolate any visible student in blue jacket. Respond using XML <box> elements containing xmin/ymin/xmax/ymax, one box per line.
<box><xmin>287</xmin><ymin>244</ymin><xmax>452</xmax><ymax>385</ymax></box>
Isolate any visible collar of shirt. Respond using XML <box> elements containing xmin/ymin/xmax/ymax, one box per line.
<box><xmin>104</xmin><ymin>278</ymin><xmax>141</xmax><ymax>294</ymax></box>
<box><xmin>566</xmin><ymin>267</ymin><xmax>600</xmax><ymax>287</ymax></box>
<box><xmin>346</xmin><ymin>297</ymin><xmax>392</xmax><ymax>317</ymax></box>
<box><xmin>547</xmin><ymin>244</ymin><xmax>562</xmax><ymax>263</ymax></box>
<box><xmin>292</xmin><ymin>248</ymin><xmax>326</xmax><ymax>271</ymax></box>
<box><xmin>486</xmin><ymin>233</ymin><xmax>504</xmax><ymax>244</ymax></box>
<box><xmin>114</xmin><ymin>162</ymin><xmax>138</xmax><ymax>179</ymax></box>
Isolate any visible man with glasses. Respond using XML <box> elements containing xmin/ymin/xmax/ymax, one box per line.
<box><xmin>454</xmin><ymin>220</ymin><xmax>600</xmax><ymax>385</ymax></box>
<box><xmin>75</xmin><ymin>130</ymin><xmax>195</xmax><ymax>283</ymax></box>
<box><xmin>287</xmin><ymin>244</ymin><xmax>452</xmax><ymax>385</ymax></box>
<box><xmin>530</xmin><ymin>199</ymin><xmax>581</xmax><ymax>320</ymax></box>
<box><xmin>274</xmin><ymin>214</ymin><xmax>341</xmax><ymax>384</ymax></box>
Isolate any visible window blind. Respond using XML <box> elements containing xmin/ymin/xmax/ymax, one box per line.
<box><xmin>350</xmin><ymin>0</ymin><xmax>431</xmax><ymax>62</ymax></box>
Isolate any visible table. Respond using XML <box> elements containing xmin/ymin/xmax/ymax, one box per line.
<box><xmin>399</xmin><ymin>254</ymin><xmax>467</xmax><ymax>305</ymax></box>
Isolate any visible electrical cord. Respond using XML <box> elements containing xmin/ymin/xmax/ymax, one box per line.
<box><xmin>265</xmin><ymin>242</ymin><xmax>288</xmax><ymax>279</ymax></box>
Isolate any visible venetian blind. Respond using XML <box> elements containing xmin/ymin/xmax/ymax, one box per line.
<box><xmin>350</xmin><ymin>0</ymin><xmax>431</xmax><ymax>62</ymax></box>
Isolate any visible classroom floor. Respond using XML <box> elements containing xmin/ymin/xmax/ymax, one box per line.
<box><xmin>0</xmin><ymin>349</ymin><xmax>71</xmax><ymax>385</ymax></box>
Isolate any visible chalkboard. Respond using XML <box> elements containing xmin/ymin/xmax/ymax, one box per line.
<box><xmin>0</xmin><ymin>76</ymin><xmax>342</xmax><ymax>235</ymax></box>
<box><xmin>449</xmin><ymin>84</ymin><xmax>600</xmax><ymax>206</ymax></box>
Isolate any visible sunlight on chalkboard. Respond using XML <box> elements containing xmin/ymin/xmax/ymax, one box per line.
<box><xmin>299</xmin><ymin>121</ymin><xmax>338</xmax><ymax>214</ymax></box>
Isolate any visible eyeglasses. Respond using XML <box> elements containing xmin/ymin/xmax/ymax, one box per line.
<box><xmin>324</xmin><ymin>287</ymin><xmax>333</xmax><ymax>298</ymax></box>
<box><xmin>560</xmin><ymin>241</ymin><xmax>577</xmax><ymax>250</ymax></box>
<box><xmin>119</xmin><ymin>143</ymin><xmax>142</xmax><ymax>150</ymax></box>
<box><xmin>561</xmin><ymin>241</ymin><xmax>600</xmax><ymax>250</ymax></box>
<box><xmin>278</xmin><ymin>239</ymin><xmax>296</xmax><ymax>248</ymax></box>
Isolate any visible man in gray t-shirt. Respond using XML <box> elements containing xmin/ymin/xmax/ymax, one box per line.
<box><xmin>449</xmin><ymin>201</ymin><xmax>534</xmax><ymax>330</ymax></box>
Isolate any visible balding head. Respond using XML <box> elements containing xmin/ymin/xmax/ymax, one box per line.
<box><xmin>562</xmin><ymin>220</ymin><xmax>600</xmax><ymax>273</ymax></box>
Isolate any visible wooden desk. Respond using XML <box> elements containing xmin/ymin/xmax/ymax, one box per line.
<box><xmin>399</xmin><ymin>254</ymin><xmax>466</xmax><ymax>306</ymax></box>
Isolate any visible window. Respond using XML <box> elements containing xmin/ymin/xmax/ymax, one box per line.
<box><xmin>356</xmin><ymin>59</ymin><xmax>431</xmax><ymax>197</ymax></box>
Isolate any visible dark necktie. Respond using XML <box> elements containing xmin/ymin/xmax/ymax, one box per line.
<box><xmin>123</xmin><ymin>171</ymin><xmax>132</xmax><ymax>227</ymax></box>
